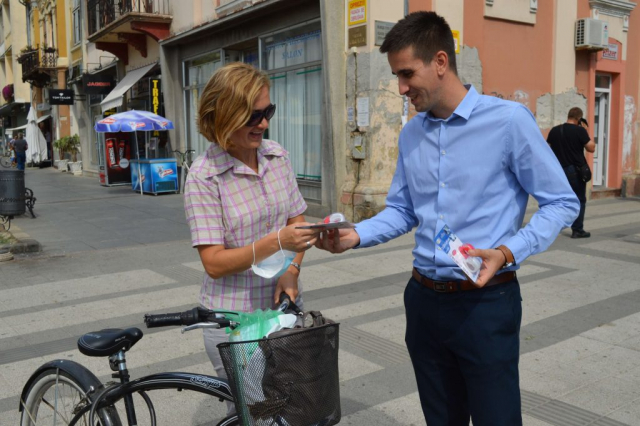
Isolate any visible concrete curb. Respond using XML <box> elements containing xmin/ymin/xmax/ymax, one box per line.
<box><xmin>0</xmin><ymin>230</ymin><xmax>42</xmax><ymax>255</ymax></box>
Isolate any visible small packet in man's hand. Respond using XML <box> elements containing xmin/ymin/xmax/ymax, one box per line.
<box><xmin>434</xmin><ymin>224</ymin><xmax>482</xmax><ymax>283</ymax></box>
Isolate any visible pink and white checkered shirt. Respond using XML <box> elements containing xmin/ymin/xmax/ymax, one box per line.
<box><xmin>184</xmin><ymin>139</ymin><xmax>307</xmax><ymax>312</ymax></box>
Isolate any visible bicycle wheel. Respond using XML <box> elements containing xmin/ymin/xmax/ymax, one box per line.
<box><xmin>0</xmin><ymin>156</ymin><xmax>12</xmax><ymax>168</ymax></box>
<box><xmin>20</xmin><ymin>368</ymin><xmax>120</xmax><ymax>426</ymax></box>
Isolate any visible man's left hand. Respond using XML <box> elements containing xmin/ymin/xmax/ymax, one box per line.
<box><xmin>465</xmin><ymin>248</ymin><xmax>505</xmax><ymax>287</ymax></box>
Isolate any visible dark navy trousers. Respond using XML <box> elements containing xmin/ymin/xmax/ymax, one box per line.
<box><xmin>404</xmin><ymin>275</ymin><xmax>523</xmax><ymax>425</ymax></box>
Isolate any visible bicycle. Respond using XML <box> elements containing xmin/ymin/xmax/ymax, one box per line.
<box><xmin>18</xmin><ymin>295</ymin><xmax>339</xmax><ymax>426</ymax></box>
<box><xmin>1</xmin><ymin>150</ymin><xmax>16</xmax><ymax>168</ymax></box>
<box><xmin>172</xmin><ymin>149</ymin><xmax>195</xmax><ymax>194</ymax></box>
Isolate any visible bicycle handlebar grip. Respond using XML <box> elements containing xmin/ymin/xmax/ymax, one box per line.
<box><xmin>144</xmin><ymin>308</ymin><xmax>201</xmax><ymax>328</ymax></box>
<box><xmin>278</xmin><ymin>293</ymin><xmax>302</xmax><ymax>314</ymax></box>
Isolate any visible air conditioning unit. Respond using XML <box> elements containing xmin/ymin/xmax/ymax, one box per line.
<box><xmin>575</xmin><ymin>18</ymin><xmax>608</xmax><ymax>50</ymax></box>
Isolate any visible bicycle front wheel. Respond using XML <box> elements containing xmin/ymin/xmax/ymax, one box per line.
<box><xmin>0</xmin><ymin>156</ymin><xmax>12</xmax><ymax>168</ymax></box>
<box><xmin>20</xmin><ymin>368</ymin><xmax>120</xmax><ymax>426</ymax></box>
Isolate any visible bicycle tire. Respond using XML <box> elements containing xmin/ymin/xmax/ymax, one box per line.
<box><xmin>20</xmin><ymin>367</ymin><xmax>121</xmax><ymax>426</ymax></box>
<box><xmin>0</xmin><ymin>156</ymin><xmax>12</xmax><ymax>168</ymax></box>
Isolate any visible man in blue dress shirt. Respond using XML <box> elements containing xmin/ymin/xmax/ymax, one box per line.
<box><xmin>317</xmin><ymin>11</ymin><xmax>579</xmax><ymax>426</ymax></box>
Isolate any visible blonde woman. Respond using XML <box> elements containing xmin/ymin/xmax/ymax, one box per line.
<box><xmin>184</xmin><ymin>62</ymin><xmax>319</xmax><ymax>414</ymax></box>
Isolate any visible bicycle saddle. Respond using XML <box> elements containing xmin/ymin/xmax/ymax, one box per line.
<box><xmin>77</xmin><ymin>328</ymin><xmax>143</xmax><ymax>357</ymax></box>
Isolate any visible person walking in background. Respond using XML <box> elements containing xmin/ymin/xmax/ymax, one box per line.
<box><xmin>316</xmin><ymin>11</ymin><xmax>579</xmax><ymax>426</ymax></box>
<box><xmin>183</xmin><ymin>62</ymin><xmax>321</xmax><ymax>417</ymax></box>
<box><xmin>547</xmin><ymin>107</ymin><xmax>596</xmax><ymax>239</ymax></box>
<box><xmin>12</xmin><ymin>132</ymin><xmax>28</xmax><ymax>171</ymax></box>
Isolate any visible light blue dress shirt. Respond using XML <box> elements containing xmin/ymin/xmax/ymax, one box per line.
<box><xmin>355</xmin><ymin>85</ymin><xmax>580</xmax><ymax>281</ymax></box>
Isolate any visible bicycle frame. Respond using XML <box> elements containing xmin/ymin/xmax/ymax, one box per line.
<box><xmin>70</xmin><ymin>372</ymin><xmax>236</xmax><ymax>426</ymax></box>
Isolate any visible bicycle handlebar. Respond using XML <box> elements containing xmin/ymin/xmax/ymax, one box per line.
<box><xmin>144</xmin><ymin>307</ymin><xmax>226</xmax><ymax>328</ymax></box>
<box><xmin>144</xmin><ymin>294</ymin><xmax>301</xmax><ymax>330</ymax></box>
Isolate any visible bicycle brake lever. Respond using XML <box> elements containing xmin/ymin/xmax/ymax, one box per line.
<box><xmin>181</xmin><ymin>323</ymin><xmax>221</xmax><ymax>334</ymax></box>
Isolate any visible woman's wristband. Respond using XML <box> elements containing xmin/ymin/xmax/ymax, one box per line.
<box><xmin>290</xmin><ymin>262</ymin><xmax>301</xmax><ymax>272</ymax></box>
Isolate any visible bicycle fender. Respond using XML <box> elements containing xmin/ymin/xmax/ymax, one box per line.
<box><xmin>19</xmin><ymin>359</ymin><xmax>104</xmax><ymax>412</ymax></box>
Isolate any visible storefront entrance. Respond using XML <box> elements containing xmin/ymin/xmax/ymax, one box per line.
<box><xmin>594</xmin><ymin>74</ymin><xmax>612</xmax><ymax>186</ymax></box>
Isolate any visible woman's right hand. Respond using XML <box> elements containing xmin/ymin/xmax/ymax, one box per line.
<box><xmin>278</xmin><ymin>222</ymin><xmax>321</xmax><ymax>252</ymax></box>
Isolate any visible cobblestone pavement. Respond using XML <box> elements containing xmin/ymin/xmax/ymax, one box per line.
<box><xmin>1</xmin><ymin>168</ymin><xmax>640</xmax><ymax>425</ymax></box>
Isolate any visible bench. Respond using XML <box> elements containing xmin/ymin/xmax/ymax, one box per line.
<box><xmin>25</xmin><ymin>187</ymin><xmax>36</xmax><ymax>218</ymax></box>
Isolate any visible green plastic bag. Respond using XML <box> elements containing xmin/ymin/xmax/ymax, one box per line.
<box><xmin>227</xmin><ymin>309</ymin><xmax>283</xmax><ymax>425</ymax></box>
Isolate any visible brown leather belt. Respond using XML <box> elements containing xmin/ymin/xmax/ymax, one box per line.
<box><xmin>412</xmin><ymin>268</ymin><xmax>516</xmax><ymax>293</ymax></box>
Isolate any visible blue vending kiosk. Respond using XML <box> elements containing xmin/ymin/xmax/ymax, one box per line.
<box><xmin>130</xmin><ymin>159</ymin><xmax>179</xmax><ymax>195</ymax></box>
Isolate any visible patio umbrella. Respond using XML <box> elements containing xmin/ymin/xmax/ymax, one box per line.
<box><xmin>94</xmin><ymin>110</ymin><xmax>174</xmax><ymax>195</ymax></box>
<box><xmin>25</xmin><ymin>107</ymin><xmax>48</xmax><ymax>165</ymax></box>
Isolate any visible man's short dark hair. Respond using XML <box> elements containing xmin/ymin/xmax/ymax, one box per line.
<box><xmin>567</xmin><ymin>107</ymin><xmax>583</xmax><ymax>120</ymax></box>
<box><xmin>380</xmin><ymin>11</ymin><xmax>457</xmax><ymax>75</ymax></box>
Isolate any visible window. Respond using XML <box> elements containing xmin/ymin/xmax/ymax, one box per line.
<box><xmin>183</xmin><ymin>51</ymin><xmax>222</xmax><ymax>156</ymax></box>
<box><xmin>73</xmin><ymin>0</ymin><xmax>81</xmax><ymax>46</ymax></box>
<box><xmin>261</xmin><ymin>23</ymin><xmax>323</xmax><ymax>201</ymax></box>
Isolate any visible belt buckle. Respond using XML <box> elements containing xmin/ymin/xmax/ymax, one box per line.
<box><xmin>432</xmin><ymin>280</ymin><xmax>451</xmax><ymax>293</ymax></box>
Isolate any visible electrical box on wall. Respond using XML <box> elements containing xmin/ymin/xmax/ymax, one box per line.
<box><xmin>352</xmin><ymin>135</ymin><xmax>366</xmax><ymax>160</ymax></box>
<box><xmin>575</xmin><ymin>18</ymin><xmax>608</xmax><ymax>51</ymax></box>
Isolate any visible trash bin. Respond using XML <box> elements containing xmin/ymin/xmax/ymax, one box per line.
<box><xmin>0</xmin><ymin>169</ymin><xmax>26</xmax><ymax>217</ymax></box>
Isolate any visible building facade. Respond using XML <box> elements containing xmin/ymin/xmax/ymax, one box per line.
<box><xmin>4</xmin><ymin>0</ymin><xmax>639</xmax><ymax>215</ymax></box>
<box><xmin>0</xmin><ymin>0</ymin><xmax>32</xmax><ymax>140</ymax></box>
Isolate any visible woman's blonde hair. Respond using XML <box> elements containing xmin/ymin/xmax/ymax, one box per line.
<box><xmin>198</xmin><ymin>62</ymin><xmax>270</xmax><ymax>150</ymax></box>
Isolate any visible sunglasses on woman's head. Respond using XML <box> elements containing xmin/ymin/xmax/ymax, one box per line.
<box><xmin>245</xmin><ymin>104</ymin><xmax>276</xmax><ymax>127</ymax></box>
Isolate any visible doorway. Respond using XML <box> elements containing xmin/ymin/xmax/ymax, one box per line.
<box><xmin>593</xmin><ymin>74</ymin><xmax>611</xmax><ymax>186</ymax></box>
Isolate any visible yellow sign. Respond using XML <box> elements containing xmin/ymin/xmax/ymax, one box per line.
<box><xmin>452</xmin><ymin>30</ymin><xmax>460</xmax><ymax>54</ymax></box>
<box><xmin>348</xmin><ymin>0</ymin><xmax>367</xmax><ymax>26</ymax></box>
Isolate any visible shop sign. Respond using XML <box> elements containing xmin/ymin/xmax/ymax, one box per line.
<box><xmin>348</xmin><ymin>25</ymin><xmax>367</xmax><ymax>48</ymax></box>
<box><xmin>82</xmin><ymin>74</ymin><xmax>114</xmax><ymax>95</ymax></box>
<box><xmin>149</xmin><ymin>78</ymin><xmax>162</xmax><ymax>116</ymax></box>
<box><xmin>104</xmin><ymin>108</ymin><xmax>117</xmax><ymax>117</ymax></box>
<box><xmin>375</xmin><ymin>21</ymin><xmax>394</xmax><ymax>46</ymax></box>
<box><xmin>348</xmin><ymin>0</ymin><xmax>366</xmax><ymax>26</ymax></box>
<box><xmin>602</xmin><ymin>44</ymin><xmax>618</xmax><ymax>60</ymax></box>
<box><xmin>49</xmin><ymin>90</ymin><xmax>74</xmax><ymax>105</ymax></box>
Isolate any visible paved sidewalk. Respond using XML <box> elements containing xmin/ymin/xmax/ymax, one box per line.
<box><xmin>1</xmin><ymin>168</ymin><xmax>640</xmax><ymax>425</ymax></box>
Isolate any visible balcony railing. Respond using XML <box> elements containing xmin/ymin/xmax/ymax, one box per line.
<box><xmin>88</xmin><ymin>0</ymin><xmax>170</xmax><ymax>36</ymax></box>
<box><xmin>17</xmin><ymin>48</ymin><xmax>57</xmax><ymax>87</ymax></box>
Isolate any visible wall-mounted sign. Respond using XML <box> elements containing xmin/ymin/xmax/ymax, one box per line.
<box><xmin>82</xmin><ymin>74</ymin><xmax>115</xmax><ymax>95</ymax></box>
<box><xmin>149</xmin><ymin>78</ymin><xmax>163</xmax><ymax>116</ymax></box>
<box><xmin>36</xmin><ymin>103</ymin><xmax>51</xmax><ymax>111</ymax></box>
<box><xmin>49</xmin><ymin>89</ymin><xmax>74</xmax><ymax>105</ymax></box>
<box><xmin>375</xmin><ymin>21</ymin><xmax>394</xmax><ymax>46</ymax></box>
<box><xmin>348</xmin><ymin>0</ymin><xmax>366</xmax><ymax>26</ymax></box>
<box><xmin>602</xmin><ymin>43</ymin><xmax>618</xmax><ymax>60</ymax></box>
<box><xmin>348</xmin><ymin>25</ymin><xmax>367</xmax><ymax>48</ymax></box>
<box><xmin>452</xmin><ymin>30</ymin><xmax>460</xmax><ymax>54</ymax></box>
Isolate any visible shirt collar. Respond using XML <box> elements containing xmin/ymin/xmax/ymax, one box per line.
<box><xmin>423</xmin><ymin>84</ymin><xmax>478</xmax><ymax>124</ymax></box>
<box><xmin>204</xmin><ymin>139</ymin><xmax>286</xmax><ymax>177</ymax></box>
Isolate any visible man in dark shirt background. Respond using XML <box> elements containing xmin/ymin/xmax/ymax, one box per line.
<box><xmin>547</xmin><ymin>107</ymin><xmax>596</xmax><ymax>238</ymax></box>
<box><xmin>12</xmin><ymin>132</ymin><xmax>28</xmax><ymax>171</ymax></box>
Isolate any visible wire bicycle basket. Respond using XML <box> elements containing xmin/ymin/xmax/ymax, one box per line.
<box><xmin>218</xmin><ymin>320</ymin><xmax>340</xmax><ymax>426</ymax></box>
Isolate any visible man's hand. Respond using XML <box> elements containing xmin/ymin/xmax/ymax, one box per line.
<box><xmin>315</xmin><ymin>228</ymin><xmax>360</xmax><ymax>254</ymax></box>
<box><xmin>274</xmin><ymin>271</ymin><xmax>299</xmax><ymax>304</ymax></box>
<box><xmin>465</xmin><ymin>248</ymin><xmax>505</xmax><ymax>287</ymax></box>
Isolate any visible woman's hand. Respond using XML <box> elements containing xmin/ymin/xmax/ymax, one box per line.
<box><xmin>278</xmin><ymin>222</ymin><xmax>321</xmax><ymax>252</ymax></box>
<box><xmin>274</xmin><ymin>270</ymin><xmax>299</xmax><ymax>304</ymax></box>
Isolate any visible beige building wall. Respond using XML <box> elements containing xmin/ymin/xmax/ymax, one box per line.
<box><xmin>2</xmin><ymin>0</ymin><xmax>30</xmax><ymax>105</ymax></box>
<box><xmin>552</xmin><ymin>0</ymin><xmax>577</xmax><ymax>94</ymax></box>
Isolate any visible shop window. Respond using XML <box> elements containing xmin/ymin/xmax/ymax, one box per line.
<box><xmin>261</xmin><ymin>23</ymin><xmax>323</xmax><ymax>201</ymax></box>
<box><xmin>183</xmin><ymin>51</ymin><xmax>222</xmax><ymax>156</ymax></box>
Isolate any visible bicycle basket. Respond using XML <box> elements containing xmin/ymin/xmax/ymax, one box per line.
<box><xmin>218</xmin><ymin>321</ymin><xmax>340</xmax><ymax>426</ymax></box>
